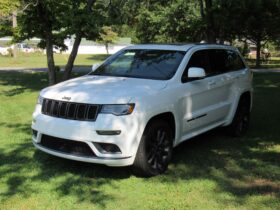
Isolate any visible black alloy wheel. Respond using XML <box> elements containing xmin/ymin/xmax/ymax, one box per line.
<box><xmin>133</xmin><ymin>120</ymin><xmax>173</xmax><ymax>177</ymax></box>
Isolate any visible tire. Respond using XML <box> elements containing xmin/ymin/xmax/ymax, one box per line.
<box><xmin>133</xmin><ymin>120</ymin><xmax>173</xmax><ymax>177</ymax></box>
<box><xmin>226</xmin><ymin>97</ymin><xmax>250</xmax><ymax>137</ymax></box>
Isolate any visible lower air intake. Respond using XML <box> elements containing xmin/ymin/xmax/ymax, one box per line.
<box><xmin>40</xmin><ymin>134</ymin><xmax>96</xmax><ymax>157</ymax></box>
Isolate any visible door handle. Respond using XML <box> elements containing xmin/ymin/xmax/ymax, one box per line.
<box><xmin>234</xmin><ymin>71</ymin><xmax>246</xmax><ymax>79</ymax></box>
<box><xmin>234</xmin><ymin>75</ymin><xmax>243</xmax><ymax>79</ymax></box>
<box><xmin>208</xmin><ymin>81</ymin><xmax>216</xmax><ymax>86</ymax></box>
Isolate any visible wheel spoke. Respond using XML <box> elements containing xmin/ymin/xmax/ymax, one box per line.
<box><xmin>159</xmin><ymin>131</ymin><xmax>166</xmax><ymax>145</ymax></box>
<box><xmin>148</xmin><ymin>151</ymin><xmax>156</xmax><ymax>164</ymax></box>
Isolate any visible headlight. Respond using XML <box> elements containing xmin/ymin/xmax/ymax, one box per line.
<box><xmin>37</xmin><ymin>95</ymin><xmax>43</xmax><ymax>105</ymax></box>
<box><xmin>100</xmin><ymin>104</ymin><xmax>135</xmax><ymax>116</ymax></box>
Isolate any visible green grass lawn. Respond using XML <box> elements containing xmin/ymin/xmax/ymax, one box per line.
<box><xmin>246</xmin><ymin>58</ymin><xmax>280</xmax><ymax>69</ymax></box>
<box><xmin>0</xmin><ymin>53</ymin><xmax>109</xmax><ymax>68</ymax></box>
<box><xmin>1</xmin><ymin>52</ymin><xmax>280</xmax><ymax>69</ymax></box>
<box><xmin>0</xmin><ymin>72</ymin><xmax>279</xmax><ymax>209</ymax></box>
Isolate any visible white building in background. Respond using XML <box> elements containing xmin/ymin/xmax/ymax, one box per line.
<box><xmin>0</xmin><ymin>37</ymin><xmax>132</xmax><ymax>55</ymax></box>
<box><xmin>64</xmin><ymin>37</ymin><xmax>131</xmax><ymax>54</ymax></box>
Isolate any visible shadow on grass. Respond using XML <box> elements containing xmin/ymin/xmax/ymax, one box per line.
<box><xmin>0</xmin><ymin>73</ymin><xmax>279</xmax><ymax>208</ymax></box>
<box><xmin>157</xmin><ymin>73</ymin><xmax>280</xmax><ymax>205</ymax></box>
<box><xmin>165</xmin><ymin>129</ymin><xmax>280</xmax><ymax>197</ymax></box>
<box><xmin>0</xmin><ymin>72</ymin><xmax>48</xmax><ymax>95</ymax></box>
<box><xmin>0</xmin><ymin>71</ymin><xmax>86</xmax><ymax>96</ymax></box>
<box><xmin>0</xmin><ymin>122</ymin><xmax>131</xmax><ymax>207</ymax></box>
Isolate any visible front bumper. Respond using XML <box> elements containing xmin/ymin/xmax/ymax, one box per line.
<box><xmin>32</xmin><ymin>140</ymin><xmax>134</xmax><ymax>166</ymax></box>
<box><xmin>31</xmin><ymin>104</ymin><xmax>145</xmax><ymax>166</ymax></box>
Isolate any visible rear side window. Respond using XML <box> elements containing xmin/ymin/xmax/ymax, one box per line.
<box><xmin>206</xmin><ymin>49</ymin><xmax>246</xmax><ymax>74</ymax></box>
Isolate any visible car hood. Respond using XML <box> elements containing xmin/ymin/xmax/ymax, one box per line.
<box><xmin>41</xmin><ymin>75</ymin><xmax>168</xmax><ymax>104</ymax></box>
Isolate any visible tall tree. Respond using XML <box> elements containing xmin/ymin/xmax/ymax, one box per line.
<box><xmin>218</xmin><ymin>0</ymin><xmax>280</xmax><ymax>67</ymax></box>
<box><xmin>240</xmin><ymin>0</ymin><xmax>280</xmax><ymax>67</ymax></box>
<box><xmin>62</xmin><ymin>0</ymin><xmax>100</xmax><ymax>81</ymax></box>
<box><xmin>16</xmin><ymin>0</ymin><xmax>69</xmax><ymax>84</ymax></box>
<box><xmin>200</xmin><ymin>0</ymin><xmax>216</xmax><ymax>42</ymax></box>
<box><xmin>16</xmin><ymin>0</ymin><xmax>104</xmax><ymax>85</ymax></box>
<box><xmin>135</xmin><ymin>0</ymin><xmax>203</xmax><ymax>43</ymax></box>
<box><xmin>0</xmin><ymin>0</ymin><xmax>20</xmax><ymax>56</ymax></box>
<box><xmin>97</xmin><ymin>26</ymin><xmax>118</xmax><ymax>54</ymax></box>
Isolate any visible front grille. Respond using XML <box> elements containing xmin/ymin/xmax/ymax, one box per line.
<box><xmin>40</xmin><ymin>134</ymin><xmax>96</xmax><ymax>157</ymax></box>
<box><xmin>42</xmin><ymin>98</ymin><xmax>99</xmax><ymax>121</ymax></box>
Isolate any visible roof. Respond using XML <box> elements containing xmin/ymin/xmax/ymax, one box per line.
<box><xmin>125</xmin><ymin>44</ymin><xmax>195</xmax><ymax>51</ymax></box>
<box><xmin>125</xmin><ymin>43</ymin><xmax>235</xmax><ymax>52</ymax></box>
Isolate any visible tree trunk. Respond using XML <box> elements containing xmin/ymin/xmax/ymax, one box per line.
<box><xmin>12</xmin><ymin>10</ymin><xmax>17</xmax><ymax>58</ymax></box>
<box><xmin>199</xmin><ymin>0</ymin><xmax>205</xmax><ymax>18</ymax></box>
<box><xmin>62</xmin><ymin>35</ymin><xmax>82</xmax><ymax>81</ymax></box>
<box><xmin>219</xmin><ymin>29</ymin><xmax>225</xmax><ymax>44</ymax></box>
<box><xmin>204</xmin><ymin>0</ymin><xmax>216</xmax><ymax>43</ymax></box>
<box><xmin>256</xmin><ymin>39</ymin><xmax>261</xmax><ymax>68</ymax></box>
<box><xmin>61</xmin><ymin>0</ymin><xmax>96</xmax><ymax>81</ymax></box>
<box><xmin>45</xmin><ymin>34</ymin><xmax>56</xmax><ymax>85</ymax></box>
<box><xmin>105</xmin><ymin>42</ymin><xmax>109</xmax><ymax>54</ymax></box>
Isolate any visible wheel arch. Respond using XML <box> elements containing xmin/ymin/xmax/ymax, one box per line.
<box><xmin>225</xmin><ymin>90</ymin><xmax>252</xmax><ymax>126</ymax></box>
<box><xmin>145</xmin><ymin>112</ymin><xmax>176</xmax><ymax>143</ymax></box>
<box><xmin>239</xmin><ymin>91</ymin><xmax>252</xmax><ymax>112</ymax></box>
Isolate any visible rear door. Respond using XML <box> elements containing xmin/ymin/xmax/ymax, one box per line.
<box><xmin>223</xmin><ymin>49</ymin><xmax>247</xmax><ymax>88</ymax></box>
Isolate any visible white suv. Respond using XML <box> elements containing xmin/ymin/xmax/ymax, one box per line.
<box><xmin>32</xmin><ymin>44</ymin><xmax>253</xmax><ymax>176</ymax></box>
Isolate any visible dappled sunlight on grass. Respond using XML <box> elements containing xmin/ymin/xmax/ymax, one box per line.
<box><xmin>0</xmin><ymin>72</ymin><xmax>279</xmax><ymax>209</ymax></box>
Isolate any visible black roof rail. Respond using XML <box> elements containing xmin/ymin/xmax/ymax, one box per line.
<box><xmin>137</xmin><ymin>42</ymin><xmax>232</xmax><ymax>46</ymax></box>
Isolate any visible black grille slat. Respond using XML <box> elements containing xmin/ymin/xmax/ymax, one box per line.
<box><xmin>77</xmin><ymin>104</ymin><xmax>87</xmax><ymax>119</ymax></box>
<box><xmin>59</xmin><ymin>102</ymin><xmax>67</xmax><ymax>117</ymax></box>
<box><xmin>40</xmin><ymin>134</ymin><xmax>96</xmax><ymax>157</ymax></box>
<box><xmin>42</xmin><ymin>99</ymin><xmax>98</xmax><ymax>121</ymax></box>
<box><xmin>46</xmin><ymin>100</ymin><xmax>52</xmax><ymax>114</ymax></box>
<box><xmin>67</xmin><ymin>103</ymin><xmax>77</xmax><ymax>119</ymax></box>
<box><xmin>87</xmin><ymin>105</ymin><xmax>98</xmax><ymax>120</ymax></box>
<box><xmin>52</xmin><ymin>101</ymin><xmax>59</xmax><ymax>116</ymax></box>
<box><xmin>42</xmin><ymin>99</ymin><xmax>47</xmax><ymax>113</ymax></box>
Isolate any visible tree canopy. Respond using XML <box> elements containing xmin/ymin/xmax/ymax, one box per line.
<box><xmin>97</xmin><ymin>26</ymin><xmax>118</xmax><ymax>54</ymax></box>
<box><xmin>0</xmin><ymin>0</ymin><xmax>19</xmax><ymax>37</ymax></box>
<box><xmin>2</xmin><ymin>0</ymin><xmax>280</xmax><ymax>84</ymax></box>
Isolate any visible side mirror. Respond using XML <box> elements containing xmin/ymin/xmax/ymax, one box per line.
<box><xmin>188</xmin><ymin>67</ymin><xmax>206</xmax><ymax>79</ymax></box>
<box><xmin>92</xmin><ymin>63</ymin><xmax>101</xmax><ymax>72</ymax></box>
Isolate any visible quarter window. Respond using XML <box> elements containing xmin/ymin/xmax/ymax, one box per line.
<box><xmin>224</xmin><ymin>50</ymin><xmax>246</xmax><ymax>71</ymax></box>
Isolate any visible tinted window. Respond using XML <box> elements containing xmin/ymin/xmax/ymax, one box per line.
<box><xmin>224</xmin><ymin>50</ymin><xmax>246</xmax><ymax>71</ymax></box>
<box><xmin>204</xmin><ymin>49</ymin><xmax>245</xmax><ymax>74</ymax></box>
<box><xmin>183</xmin><ymin>50</ymin><xmax>212</xmax><ymax>76</ymax></box>
<box><xmin>182</xmin><ymin>49</ymin><xmax>246</xmax><ymax>82</ymax></box>
<box><xmin>208</xmin><ymin>49</ymin><xmax>227</xmax><ymax>74</ymax></box>
<box><xmin>90</xmin><ymin>49</ymin><xmax>186</xmax><ymax>80</ymax></box>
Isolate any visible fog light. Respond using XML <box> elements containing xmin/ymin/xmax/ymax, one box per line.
<box><xmin>32</xmin><ymin>129</ymin><xmax>38</xmax><ymax>138</ymax></box>
<box><xmin>96</xmin><ymin>130</ymin><xmax>121</xmax><ymax>135</ymax></box>
<box><xmin>93</xmin><ymin>143</ymin><xmax>121</xmax><ymax>154</ymax></box>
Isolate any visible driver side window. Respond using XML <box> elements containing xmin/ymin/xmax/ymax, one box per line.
<box><xmin>181</xmin><ymin>50</ymin><xmax>212</xmax><ymax>83</ymax></box>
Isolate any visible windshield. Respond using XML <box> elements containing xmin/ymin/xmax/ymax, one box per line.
<box><xmin>90</xmin><ymin>49</ymin><xmax>186</xmax><ymax>80</ymax></box>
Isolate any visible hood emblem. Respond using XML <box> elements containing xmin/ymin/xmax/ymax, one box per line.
<box><xmin>62</xmin><ymin>96</ymin><xmax>71</xmax><ymax>101</ymax></box>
